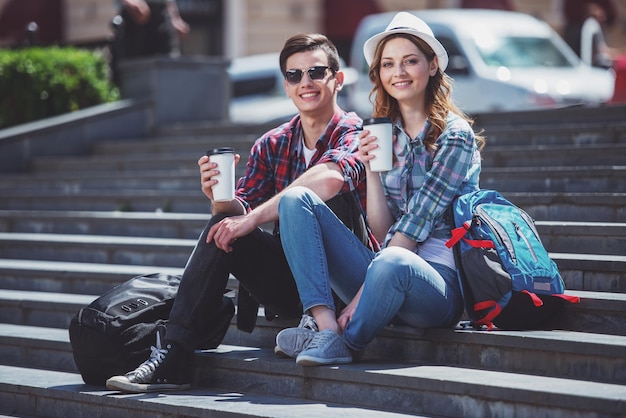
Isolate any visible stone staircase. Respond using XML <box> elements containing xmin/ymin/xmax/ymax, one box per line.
<box><xmin>1</xmin><ymin>105</ymin><xmax>625</xmax><ymax>417</ymax></box>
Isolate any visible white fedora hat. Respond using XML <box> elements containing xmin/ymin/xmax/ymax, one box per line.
<box><xmin>363</xmin><ymin>11</ymin><xmax>448</xmax><ymax>72</ymax></box>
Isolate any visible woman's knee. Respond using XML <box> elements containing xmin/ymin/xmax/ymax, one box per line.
<box><xmin>370</xmin><ymin>247</ymin><xmax>414</xmax><ymax>273</ymax></box>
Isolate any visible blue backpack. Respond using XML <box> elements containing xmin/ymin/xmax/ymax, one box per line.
<box><xmin>445</xmin><ymin>189</ymin><xmax>579</xmax><ymax>330</ymax></box>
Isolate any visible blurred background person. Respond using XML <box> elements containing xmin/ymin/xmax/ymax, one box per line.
<box><xmin>580</xmin><ymin>1</ymin><xmax>615</xmax><ymax>67</ymax></box>
<box><xmin>562</xmin><ymin>0</ymin><xmax>618</xmax><ymax>64</ymax></box>
<box><xmin>115</xmin><ymin>0</ymin><xmax>189</xmax><ymax>60</ymax></box>
<box><xmin>460</xmin><ymin>0</ymin><xmax>514</xmax><ymax>10</ymax></box>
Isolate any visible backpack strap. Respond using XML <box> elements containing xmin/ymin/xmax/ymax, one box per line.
<box><xmin>473</xmin><ymin>300</ymin><xmax>500</xmax><ymax>329</ymax></box>
<box><xmin>553</xmin><ymin>293</ymin><xmax>581</xmax><ymax>304</ymax></box>
<box><xmin>522</xmin><ymin>289</ymin><xmax>544</xmax><ymax>307</ymax></box>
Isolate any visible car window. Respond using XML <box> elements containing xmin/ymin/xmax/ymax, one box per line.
<box><xmin>232</xmin><ymin>75</ymin><xmax>278</xmax><ymax>98</ymax></box>
<box><xmin>475</xmin><ymin>37</ymin><xmax>572</xmax><ymax>68</ymax></box>
<box><xmin>438</xmin><ymin>36</ymin><xmax>470</xmax><ymax>75</ymax></box>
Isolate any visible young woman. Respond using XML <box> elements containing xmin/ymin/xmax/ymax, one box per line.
<box><xmin>276</xmin><ymin>11</ymin><xmax>485</xmax><ymax>366</ymax></box>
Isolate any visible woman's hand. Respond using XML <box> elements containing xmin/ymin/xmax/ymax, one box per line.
<box><xmin>357</xmin><ymin>129</ymin><xmax>378</xmax><ymax>172</ymax></box>
<box><xmin>337</xmin><ymin>300</ymin><xmax>358</xmax><ymax>332</ymax></box>
<box><xmin>337</xmin><ymin>285</ymin><xmax>364</xmax><ymax>332</ymax></box>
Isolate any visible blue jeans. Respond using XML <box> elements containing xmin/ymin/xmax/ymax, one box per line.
<box><xmin>278</xmin><ymin>187</ymin><xmax>463</xmax><ymax>351</ymax></box>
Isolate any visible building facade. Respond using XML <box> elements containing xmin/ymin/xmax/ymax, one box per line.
<box><xmin>0</xmin><ymin>0</ymin><xmax>623</xmax><ymax>62</ymax></box>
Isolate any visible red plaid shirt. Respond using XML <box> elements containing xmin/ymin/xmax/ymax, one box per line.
<box><xmin>235</xmin><ymin>109</ymin><xmax>378</xmax><ymax>250</ymax></box>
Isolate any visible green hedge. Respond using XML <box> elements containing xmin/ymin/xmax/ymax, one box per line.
<box><xmin>0</xmin><ymin>47</ymin><xmax>120</xmax><ymax>129</ymax></box>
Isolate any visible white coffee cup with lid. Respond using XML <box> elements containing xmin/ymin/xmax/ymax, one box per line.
<box><xmin>363</xmin><ymin>117</ymin><xmax>393</xmax><ymax>172</ymax></box>
<box><xmin>206</xmin><ymin>147</ymin><xmax>235</xmax><ymax>202</ymax></box>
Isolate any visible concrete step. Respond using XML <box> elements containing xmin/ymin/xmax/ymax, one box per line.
<box><xmin>0</xmin><ymin>365</ymin><xmax>417</xmax><ymax>418</ymax></box>
<box><xmin>0</xmin><ymin>258</ymin><xmax>244</xmax><ymax>296</ymax></box>
<box><xmin>1</xmin><ymin>211</ymin><xmax>624</xmax><ymax>256</ymax></box>
<box><xmin>0</xmin><ymin>224</ymin><xmax>623</xmax><ymax>262</ymax></box>
<box><xmin>0</xmin><ymin>238</ymin><xmax>624</xmax><ymax>293</ymax></box>
<box><xmin>26</xmin><ymin>143</ymin><xmax>626</xmax><ymax>173</ymax></box>
<box><xmin>3</xmin><ymin>316</ymin><xmax>626</xmax><ymax>387</ymax></box>
<box><xmin>0</xmin><ymin>259</ymin><xmax>184</xmax><ymax>295</ymax></box>
<box><xmin>0</xmin><ymin>233</ymin><xmax>624</xmax><ymax>291</ymax></box>
<box><xmin>505</xmin><ymin>192</ymin><xmax>626</xmax><ymax>223</ymax></box>
<box><xmin>1</xmin><ymin>279</ymin><xmax>624</xmax><ymax>337</ymax></box>
<box><xmin>30</xmin><ymin>153</ymin><xmax>213</xmax><ymax>173</ymax></box>
<box><xmin>92</xmin><ymin>135</ymin><xmax>259</xmax><ymax>156</ymax></box>
<box><xmin>0</xmin><ymin>189</ymin><xmax>209</xmax><ymax>213</ymax></box>
<box><xmin>0</xmin><ymin>232</ymin><xmax>195</xmax><ymax>267</ymax></box>
<box><xmin>0</xmin><ymin>210</ymin><xmax>208</xmax><ymax>239</ymax></box>
<box><xmin>473</xmin><ymin>104</ymin><xmax>626</xmax><ymax>129</ymax></box>
<box><xmin>537</xmin><ymin>221</ymin><xmax>626</xmax><ymax>256</ymax></box>
<box><xmin>196</xmin><ymin>345</ymin><xmax>626</xmax><ymax>417</ymax></box>
<box><xmin>481</xmin><ymin>143</ymin><xmax>626</xmax><ymax>168</ymax></box>
<box><xmin>476</xmin><ymin>121</ymin><xmax>626</xmax><ymax>147</ymax></box>
<box><xmin>481</xmin><ymin>166</ymin><xmax>626</xmax><ymax>193</ymax></box>
<box><xmin>1</xmin><ymin>165</ymin><xmax>623</xmax><ymax>194</ymax></box>
<box><xmin>0</xmin><ymin>168</ymin><xmax>248</xmax><ymax>192</ymax></box>
<box><xmin>2</xmin><ymin>190</ymin><xmax>624</xmax><ymax>222</ymax></box>
<box><xmin>1</xmin><ymin>329</ymin><xmax>625</xmax><ymax>417</ymax></box>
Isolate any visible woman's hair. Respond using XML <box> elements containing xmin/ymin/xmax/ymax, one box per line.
<box><xmin>368</xmin><ymin>33</ymin><xmax>485</xmax><ymax>151</ymax></box>
<box><xmin>279</xmin><ymin>33</ymin><xmax>340</xmax><ymax>75</ymax></box>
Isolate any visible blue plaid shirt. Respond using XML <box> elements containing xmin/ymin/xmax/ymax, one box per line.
<box><xmin>380</xmin><ymin>112</ymin><xmax>481</xmax><ymax>246</ymax></box>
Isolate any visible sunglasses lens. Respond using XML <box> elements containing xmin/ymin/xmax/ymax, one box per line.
<box><xmin>285</xmin><ymin>69</ymin><xmax>303</xmax><ymax>84</ymax></box>
<box><xmin>309</xmin><ymin>67</ymin><xmax>329</xmax><ymax>80</ymax></box>
<box><xmin>285</xmin><ymin>67</ymin><xmax>333</xmax><ymax>84</ymax></box>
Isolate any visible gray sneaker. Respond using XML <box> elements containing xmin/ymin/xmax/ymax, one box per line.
<box><xmin>274</xmin><ymin>314</ymin><xmax>318</xmax><ymax>358</ymax></box>
<box><xmin>296</xmin><ymin>329</ymin><xmax>352</xmax><ymax>366</ymax></box>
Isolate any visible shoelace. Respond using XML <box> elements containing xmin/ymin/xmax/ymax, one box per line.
<box><xmin>299</xmin><ymin>314</ymin><xmax>319</xmax><ymax>331</ymax></box>
<box><xmin>132</xmin><ymin>344</ymin><xmax>167</xmax><ymax>378</ymax></box>
<box><xmin>306</xmin><ymin>330</ymin><xmax>335</xmax><ymax>350</ymax></box>
<box><xmin>135</xmin><ymin>346</ymin><xmax>167</xmax><ymax>377</ymax></box>
<box><xmin>130</xmin><ymin>329</ymin><xmax>168</xmax><ymax>378</ymax></box>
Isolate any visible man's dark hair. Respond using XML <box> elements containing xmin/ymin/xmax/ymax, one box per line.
<box><xmin>279</xmin><ymin>33</ymin><xmax>340</xmax><ymax>75</ymax></box>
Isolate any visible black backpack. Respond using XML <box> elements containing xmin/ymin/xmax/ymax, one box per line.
<box><xmin>68</xmin><ymin>272</ymin><xmax>234</xmax><ymax>386</ymax></box>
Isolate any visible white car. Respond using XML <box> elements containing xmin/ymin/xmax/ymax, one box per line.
<box><xmin>348</xmin><ymin>9</ymin><xmax>616</xmax><ymax>117</ymax></box>
<box><xmin>228</xmin><ymin>53</ymin><xmax>358</xmax><ymax>124</ymax></box>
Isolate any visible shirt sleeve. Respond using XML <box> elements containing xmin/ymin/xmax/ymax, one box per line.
<box><xmin>391</xmin><ymin>116</ymin><xmax>478</xmax><ymax>242</ymax></box>
<box><xmin>233</xmin><ymin>132</ymin><xmax>281</xmax><ymax>212</ymax></box>
<box><xmin>315</xmin><ymin>111</ymin><xmax>366</xmax><ymax>193</ymax></box>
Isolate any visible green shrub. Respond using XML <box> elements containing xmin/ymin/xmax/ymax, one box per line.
<box><xmin>0</xmin><ymin>47</ymin><xmax>120</xmax><ymax>129</ymax></box>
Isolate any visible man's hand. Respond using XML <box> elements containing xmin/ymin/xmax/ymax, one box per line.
<box><xmin>198</xmin><ymin>154</ymin><xmax>241</xmax><ymax>202</ymax></box>
<box><xmin>206</xmin><ymin>215</ymin><xmax>256</xmax><ymax>252</ymax></box>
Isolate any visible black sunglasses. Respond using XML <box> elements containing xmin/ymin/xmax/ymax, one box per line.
<box><xmin>284</xmin><ymin>66</ymin><xmax>336</xmax><ymax>84</ymax></box>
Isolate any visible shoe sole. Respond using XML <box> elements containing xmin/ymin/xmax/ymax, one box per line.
<box><xmin>296</xmin><ymin>354</ymin><xmax>352</xmax><ymax>366</ymax></box>
<box><xmin>106</xmin><ymin>376</ymin><xmax>191</xmax><ymax>393</ymax></box>
<box><xmin>274</xmin><ymin>345</ymin><xmax>291</xmax><ymax>358</ymax></box>
<box><xmin>275</xmin><ymin>330</ymin><xmax>316</xmax><ymax>358</ymax></box>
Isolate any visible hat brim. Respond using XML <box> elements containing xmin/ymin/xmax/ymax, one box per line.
<box><xmin>363</xmin><ymin>28</ymin><xmax>449</xmax><ymax>72</ymax></box>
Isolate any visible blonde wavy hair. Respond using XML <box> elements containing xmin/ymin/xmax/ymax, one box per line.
<box><xmin>368</xmin><ymin>33</ymin><xmax>485</xmax><ymax>152</ymax></box>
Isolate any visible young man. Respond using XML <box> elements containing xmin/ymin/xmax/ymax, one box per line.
<box><xmin>105</xmin><ymin>33</ymin><xmax>375</xmax><ymax>393</ymax></box>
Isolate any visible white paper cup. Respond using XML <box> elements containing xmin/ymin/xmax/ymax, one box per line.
<box><xmin>363</xmin><ymin>117</ymin><xmax>393</xmax><ymax>172</ymax></box>
<box><xmin>206</xmin><ymin>147</ymin><xmax>235</xmax><ymax>202</ymax></box>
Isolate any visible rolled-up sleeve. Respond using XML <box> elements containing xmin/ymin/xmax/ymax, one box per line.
<box><xmin>317</xmin><ymin>112</ymin><xmax>365</xmax><ymax>193</ymax></box>
<box><xmin>391</xmin><ymin>118</ymin><xmax>477</xmax><ymax>242</ymax></box>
